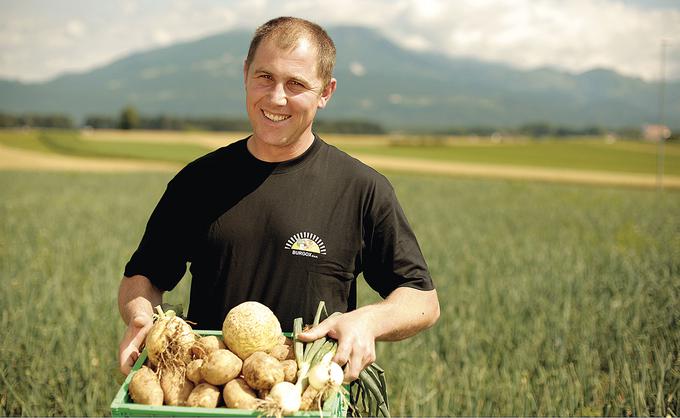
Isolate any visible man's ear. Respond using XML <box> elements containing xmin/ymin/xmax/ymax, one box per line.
<box><xmin>243</xmin><ymin>60</ymin><xmax>249</xmax><ymax>86</ymax></box>
<box><xmin>318</xmin><ymin>78</ymin><xmax>337</xmax><ymax>109</ymax></box>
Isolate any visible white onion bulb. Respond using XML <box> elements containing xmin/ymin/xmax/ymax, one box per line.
<box><xmin>269</xmin><ymin>382</ymin><xmax>301</xmax><ymax>414</ymax></box>
<box><xmin>328</xmin><ymin>362</ymin><xmax>344</xmax><ymax>387</ymax></box>
<box><xmin>308</xmin><ymin>362</ymin><xmax>344</xmax><ymax>390</ymax></box>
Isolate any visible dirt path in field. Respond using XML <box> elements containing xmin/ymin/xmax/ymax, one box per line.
<box><xmin>1</xmin><ymin>142</ymin><xmax>678</xmax><ymax>189</ymax></box>
<box><xmin>0</xmin><ymin>143</ymin><xmax>181</xmax><ymax>172</ymax></box>
<box><xmin>353</xmin><ymin>154</ymin><xmax>680</xmax><ymax>189</ymax></box>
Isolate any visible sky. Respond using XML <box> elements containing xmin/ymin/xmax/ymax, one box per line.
<box><xmin>1</xmin><ymin>0</ymin><xmax>679</xmax><ymax>83</ymax></box>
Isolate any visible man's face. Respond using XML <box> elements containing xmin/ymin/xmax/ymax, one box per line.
<box><xmin>244</xmin><ymin>37</ymin><xmax>335</xmax><ymax>159</ymax></box>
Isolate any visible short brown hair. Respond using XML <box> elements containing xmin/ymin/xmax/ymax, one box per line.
<box><xmin>245</xmin><ymin>17</ymin><xmax>336</xmax><ymax>88</ymax></box>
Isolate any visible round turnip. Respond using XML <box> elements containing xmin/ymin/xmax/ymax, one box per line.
<box><xmin>222</xmin><ymin>301</ymin><xmax>281</xmax><ymax>360</ymax></box>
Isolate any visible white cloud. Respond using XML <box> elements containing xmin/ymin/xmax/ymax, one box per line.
<box><xmin>0</xmin><ymin>0</ymin><xmax>678</xmax><ymax>82</ymax></box>
<box><xmin>372</xmin><ymin>0</ymin><xmax>680</xmax><ymax>80</ymax></box>
<box><xmin>151</xmin><ymin>29</ymin><xmax>173</xmax><ymax>46</ymax></box>
<box><xmin>65</xmin><ymin>19</ymin><xmax>85</xmax><ymax>38</ymax></box>
<box><xmin>349</xmin><ymin>61</ymin><xmax>366</xmax><ymax>77</ymax></box>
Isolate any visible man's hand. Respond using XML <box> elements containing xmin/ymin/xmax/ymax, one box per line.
<box><xmin>296</xmin><ymin>288</ymin><xmax>440</xmax><ymax>383</ymax></box>
<box><xmin>297</xmin><ymin>310</ymin><xmax>376</xmax><ymax>383</ymax></box>
<box><xmin>118</xmin><ymin>312</ymin><xmax>154</xmax><ymax>375</ymax></box>
<box><xmin>117</xmin><ymin>275</ymin><xmax>162</xmax><ymax>375</ymax></box>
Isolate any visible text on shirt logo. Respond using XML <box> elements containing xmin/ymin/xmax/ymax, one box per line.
<box><xmin>284</xmin><ymin>232</ymin><xmax>326</xmax><ymax>259</ymax></box>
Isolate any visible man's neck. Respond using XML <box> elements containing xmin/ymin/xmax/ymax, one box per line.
<box><xmin>246</xmin><ymin>132</ymin><xmax>315</xmax><ymax>162</ymax></box>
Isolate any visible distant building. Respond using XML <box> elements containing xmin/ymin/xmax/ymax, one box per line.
<box><xmin>642</xmin><ymin>124</ymin><xmax>671</xmax><ymax>141</ymax></box>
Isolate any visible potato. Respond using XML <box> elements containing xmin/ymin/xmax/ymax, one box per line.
<box><xmin>192</xmin><ymin>335</ymin><xmax>226</xmax><ymax>359</ymax></box>
<box><xmin>160</xmin><ymin>368</ymin><xmax>194</xmax><ymax>406</ymax></box>
<box><xmin>242</xmin><ymin>351</ymin><xmax>284</xmax><ymax>390</ymax></box>
<box><xmin>128</xmin><ymin>366</ymin><xmax>163</xmax><ymax>405</ymax></box>
<box><xmin>186</xmin><ymin>383</ymin><xmax>221</xmax><ymax>408</ymax></box>
<box><xmin>257</xmin><ymin>388</ymin><xmax>270</xmax><ymax>399</ymax></box>
<box><xmin>223</xmin><ymin>378</ymin><xmax>260</xmax><ymax>409</ymax></box>
<box><xmin>201</xmin><ymin>349</ymin><xmax>242</xmax><ymax>385</ymax></box>
<box><xmin>146</xmin><ymin>309</ymin><xmax>196</xmax><ymax>368</ymax></box>
<box><xmin>269</xmin><ymin>344</ymin><xmax>295</xmax><ymax>361</ymax></box>
<box><xmin>280</xmin><ymin>359</ymin><xmax>297</xmax><ymax>383</ymax></box>
<box><xmin>186</xmin><ymin>359</ymin><xmax>204</xmax><ymax>385</ymax></box>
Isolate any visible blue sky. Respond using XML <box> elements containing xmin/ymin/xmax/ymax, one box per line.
<box><xmin>1</xmin><ymin>0</ymin><xmax>679</xmax><ymax>82</ymax></box>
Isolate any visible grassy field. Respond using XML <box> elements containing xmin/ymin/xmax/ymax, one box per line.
<box><xmin>1</xmin><ymin>169</ymin><xmax>678</xmax><ymax>416</ymax></box>
<box><xmin>1</xmin><ymin>129</ymin><xmax>679</xmax><ymax>176</ymax></box>
<box><xmin>339</xmin><ymin>139</ymin><xmax>680</xmax><ymax>176</ymax></box>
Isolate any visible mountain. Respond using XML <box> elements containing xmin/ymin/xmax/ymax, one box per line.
<box><xmin>1</xmin><ymin>26</ymin><xmax>678</xmax><ymax>130</ymax></box>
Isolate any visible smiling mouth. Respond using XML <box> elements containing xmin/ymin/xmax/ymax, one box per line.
<box><xmin>262</xmin><ymin>109</ymin><xmax>291</xmax><ymax>122</ymax></box>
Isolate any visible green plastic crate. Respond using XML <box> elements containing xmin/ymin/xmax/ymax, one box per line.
<box><xmin>111</xmin><ymin>330</ymin><xmax>347</xmax><ymax>417</ymax></box>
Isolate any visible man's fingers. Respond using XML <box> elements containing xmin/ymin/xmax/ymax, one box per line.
<box><xmin>332</xmin><ymin>338</ymin><xmax>351</xmax><ymax>368</ymax></box>
<box><xmin>343</xmin><ymin>349</ymin><xmax>364</xmax><ymax>383</ymax></box>
<box><xmin>120</xmin><ymin>348</ymin><xmax>139</xmax><ymax>375</ymax></box>
<box><xmin>131</xmin><ymin>314</ymin><xmax>151</xmax><ymax>328</ymax></box>
<box><xmin>296</xmin><ymin>318</ymin><xmax>333</xmax><ymax>342</ymax></box>
<box><xmin>118</xmin><ymin>318</ymin><xmax>152</xmax><ymax>376</ymax></box>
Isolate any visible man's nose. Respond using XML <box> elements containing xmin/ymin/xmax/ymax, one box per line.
<box><xmin>269</xmin><ymin>82</ymin><xmax>287</xmax><ymax>106</ymax></box>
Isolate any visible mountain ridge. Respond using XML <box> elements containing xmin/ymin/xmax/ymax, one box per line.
<box><xmin>1</xmin><ymin>26</ymin><xmax>677</xmax><ymax>129</ymax></box>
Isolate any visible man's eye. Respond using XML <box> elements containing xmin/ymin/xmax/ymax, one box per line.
<box><xmin>258</xmin><ymin>74</ymin><xmax>272</xmax><ymax>80</ymax></box>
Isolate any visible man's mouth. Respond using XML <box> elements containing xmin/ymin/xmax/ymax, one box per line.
<box><xmin>262</xmin><ymin>110</ymin><xmax>291</xmax><ymax>122</ymax></box>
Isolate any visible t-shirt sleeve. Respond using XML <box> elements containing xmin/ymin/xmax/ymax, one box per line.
<box><xmin>361</xmin><ymin>175</ymin><xmax>434</xmax><ymax>298</ymax></box>
<box><xmin>123</xmin><ymin>175</ymin><xmax>194</xmax><ymax>291</ymax></box>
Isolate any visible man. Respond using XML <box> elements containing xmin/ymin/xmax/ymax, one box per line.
<box><xmin>118</xmin><ymin>17</ymin><xmax>440</xmax><ymax>383</ymax></box>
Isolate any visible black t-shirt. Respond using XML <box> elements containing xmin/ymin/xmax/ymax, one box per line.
<box><xmin>124</xmin><ymin>134</ymin><xmax>434</xmax><ymax>331</ymax></box>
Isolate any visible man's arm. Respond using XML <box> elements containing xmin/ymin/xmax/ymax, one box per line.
<box><xmin>297</xmin><ymin>287</ymin><xmax>440</xmax><ymax>382</ymax></box>
<box><xmin>118</xmin><ymin>274</ymin><xmax>163</xmax><ymax>375</ymax></box>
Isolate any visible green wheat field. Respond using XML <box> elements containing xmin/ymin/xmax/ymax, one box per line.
<box><xmin>0</xmin><ymin>130</ymin><xmax>679</xmax><ymax>416</ymax></box>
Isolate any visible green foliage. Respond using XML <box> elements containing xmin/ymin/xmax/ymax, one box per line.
<box><xmin>314</xmin><ymin>119</ymin><xmax>385</xmax><ymax>135</ymax></box>
<box><xmin>84</xmin><ymin>115</ymin><xmax>117</xmax><ymax>129</ymax></box>
<box><xmin>1</xmin><ymin>171</ymin><xmax>678</xmax><ymax>416</ymax></box>
<box><xmin>0</xmin><ymin>112</ymin><xmax>74</xmax><ymax>128</ymax></box>
<box><xmin>119</xmin><ymin>106</ymin><xmax>140</xmax><ymax>130</ymax></box>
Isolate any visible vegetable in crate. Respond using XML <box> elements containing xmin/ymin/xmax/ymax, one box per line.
<box><xmin>280</xmin><ymin>359</ymin><xmax>298</xmax><ymax>383</ymax></box>
<box><xmin>160</xmin><ymin>367</ymin><xmax>194</xmax><ymax>406</ymax></box>
<box><xmin>186</xmin><ymin>383</ymin><xmax>221</xmax><ymax>408</ymax></box>
<box><xmin>145</xmin><ymin>306</ymin><xmax>196</xmax><ymax>369</ymax></box>
<box><xmin>222</xmin><ymin>301</ymin><xmax>282</xmax><ymax>360</ymax></box>
<box><xmin>128</xmin><ymin>366</ymin><xmax>163</xmax><ymax>406</ymax></box>
<box><xmin>192</xmin><ymin>335</ymin><xmax>226</xmax><ymax>359</ymax></box>
<box><xmin>186</xmin><ymin>359</ymin><xmax>204</xmax><ymax>385</ymax></box>
<box><xmin>264</xmin><ymin>381</ymin><xmax>302</xmax><ymax>415</ymax></box>
<box><xmin>223</xmin><ymin>377</ymin><xmax>260</xmax><ymax>409</ymax></box>
<box><xmin>200</xmin><ymin>348</ymin><xmax>243</xmax><ymax>386</ymax></box>
<box><xmin>242</xmin><ymin>351</ymin><xmax>285</xmax><ymax>390</ymax></box>
<box><xmin>293</xmin><ymin>301</ymin><xmax>392</xmax><ymax>416</ymax></box>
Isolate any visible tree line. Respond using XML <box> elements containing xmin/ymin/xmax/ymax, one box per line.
<box><xmin>0</xmin><ymin>108</ymin><xmax>674</xmax><ymax>139</ymax></box>
<box><xmin>0</xmin><ymin>107</ymin><xmax>385</xmax><ymax>134</ymax></box>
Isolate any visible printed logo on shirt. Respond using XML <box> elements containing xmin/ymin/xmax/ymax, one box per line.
<box><xmin>284</xmin><ymin>232</ymin><xmax>327</xmax><ymax>259</ymax></box>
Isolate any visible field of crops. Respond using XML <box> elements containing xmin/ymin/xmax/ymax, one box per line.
<box><xmin>2</xmin><ymin>129</ymin><xmax>680</xmax><ymax>177</ymax></box>
<box><xmin>1</xmin><ymin>166</ymin><xmax>678</xmax><ymax>416</ymax></box>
